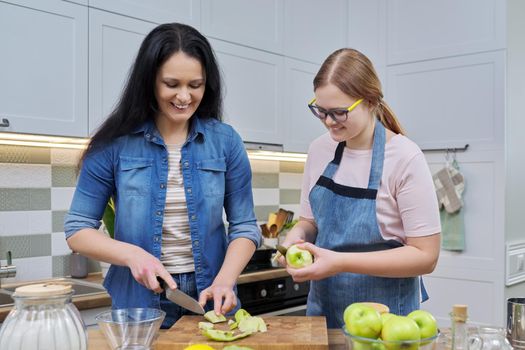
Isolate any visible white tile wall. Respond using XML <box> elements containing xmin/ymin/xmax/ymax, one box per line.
<box><xmin>0</xmin><ymin>256</ymin><xmax>52</xmax><ymax>283</ymax></box>
<box><xmin>51</xmin><ymin>187</ymin><xmax>75</xmax><ymax>210</ymax></box>
<box><xmin>50</xmin><ymin>148</ymin><xmax>82</xmax><ymax>165</ymax></box>
<box><xmin>0</xmin><ymin>164</ymin><xmax>51</xmax><ymax>188</ymax></box>
<box><xmin>252</xmin><ymin>188</ymin><xmax>280</xmax><ymax>206</ymax></box>
<box><xmin>0</xmin><ymin>210</ymin><xmax>52</xmax><ymax>236</ymax></box>
<box><xmin>279</xmin><ymin>172</ymin><xmax>303</xmax><ymax>189</ymax></box>
<box><xmin>51</xmin><ymin>232</ymin><xmax>72</xmax><ymax>256</ymax></box>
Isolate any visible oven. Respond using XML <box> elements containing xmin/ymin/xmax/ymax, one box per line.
<box><xmin>237</xmin><ymin>273</ymin><xmax>309</xmax><ymax>316</ymax></box>
<box><xmin>237</xmin><ymin>248</ymin><xmax>310</xmax><ymax>317</ymax></box>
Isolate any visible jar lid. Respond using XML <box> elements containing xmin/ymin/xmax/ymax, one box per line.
<box><xmin>13</xmin><ymin>283</ymin><xmax>72</xmax><ymax>297</ymax></box>
<box><xmin>452</xmin><ymin>304</ymin><xmax>468</xmax><ymax>322</ymax></box>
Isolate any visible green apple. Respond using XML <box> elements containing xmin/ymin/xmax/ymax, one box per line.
<box><xmin>344</xmin><ymin>304</ymin><xmax>382</xmax><ymax>339</ymax></box>
<box><xmin>407</xmin><ymin>309</ymin><xmax>438</xmax><ymax>342</ymax></box>
<box><xmin>381</xmin><ymin>316</ymin><xmax>421</xmax><ymax>350</ymax></box>
<box><xmin>352</xmin><ymin>340</ymin><xmax>387</xmax><ymax>350</ymax></box>
<box><xmin>285</xmin><ymin>244</ymin><xmax>313</xmax><ymax>268</ymax></box>
<box><xmin>380</xmin><ymin>313</ymin><xmax>395</xmax><ymax>326</ymax></box>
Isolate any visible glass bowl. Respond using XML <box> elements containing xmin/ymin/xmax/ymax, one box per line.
<box><xmin>342</xmin><ymin>326</ymin><xmax>439</xmax><ymax>349</ymax></box>
<box><xmin>96</xmin><ymin>308</ymin><xmax>166</xmax><ymax>350</ymax></box>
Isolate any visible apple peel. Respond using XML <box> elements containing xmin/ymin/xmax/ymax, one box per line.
<box><xmin>204</xmin><ymin>311</ymin><xmax>227</xmax><ymax>324</ymax></box>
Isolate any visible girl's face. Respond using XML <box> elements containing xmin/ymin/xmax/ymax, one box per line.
<box><xmin>155</xmin><ymin>52</ymin><xmax>206</xmax><ymax>127</ymax></box>
<box><xmin>314</xmin><ymin>84</ymin><xmax>374</xmax><ymax>146</ymax></box>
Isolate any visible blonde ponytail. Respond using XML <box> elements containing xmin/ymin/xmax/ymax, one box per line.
<box><xmin>376</xmin><ymin>99</ymin><xmax>405</xmax><ymax>135</ymax></box>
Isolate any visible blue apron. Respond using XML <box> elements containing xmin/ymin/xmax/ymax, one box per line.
<box><xmin>306</xmin><ymin>121</ymin><xmax>428</xmax><ymax>328</ymax></box>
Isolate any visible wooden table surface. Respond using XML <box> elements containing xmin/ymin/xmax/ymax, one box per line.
<box><xmin>88</xmin><ymin>328</ymin><xmax>347</xmax><ymax>350</ymax></box>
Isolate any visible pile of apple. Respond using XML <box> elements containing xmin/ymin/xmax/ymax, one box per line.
<box><xmin>343</xmin><ymin>302</ymin><xmax>438</xmax><ymax>350</ymax></box>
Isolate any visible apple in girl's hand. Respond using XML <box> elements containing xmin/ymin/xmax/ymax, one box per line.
<box><xmin>285</xmin><ymin>244</ymin><xmax>313</xmax><ymax>268</ymax></box>
<box><xmin>344</xmin><ymin>303</ymin><xmax>382</xmax><ymax>339</ymax></box>
<box><xmin>407</xmin><ymin>309</ymin><xmax>438</xmax><ymax>340</ymax></box>
<box><xmin>381</xmin><ymin>315</ymin><xmax>421</xmax><ymax>350</ymax></box>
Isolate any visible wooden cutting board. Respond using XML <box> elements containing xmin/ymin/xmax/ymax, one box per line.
<box><xmin>155</xmin><ymin>315</ymin><xmax>329</xmax><ymax>349</ymax></box>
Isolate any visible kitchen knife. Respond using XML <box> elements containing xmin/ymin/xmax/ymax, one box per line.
<box><xmin>165</xmin><ymin>288</ymin><xmax>205</xmax><ymax>315</ymax></box>
<box><xmin>276</xmin><ymin>244</ymin><xmax>288</xmax><ymax>256</ymax></box>
<box><xmin>272</xmin><ymin>244</ymin><xmax>288</xmax><ymax>263</ymax></box>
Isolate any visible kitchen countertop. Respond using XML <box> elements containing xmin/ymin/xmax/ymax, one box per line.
<box><xmin>0</xmin><ymin>273</ymin><xmax>111</xmax><ymax>322</ymax></box>
<box><xmin>0</xmin><ymin>268</ymin><xmax>289</xmax><ymax>322</ymax></box>
<box><xmin>87</xmin><ymin>328</ymin><xmax>347</xmax><ymax>349</ymax></box>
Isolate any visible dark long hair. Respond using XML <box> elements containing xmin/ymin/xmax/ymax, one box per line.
<box><xmin>84</xmin><ymin>23</ymin><xmax>223</xmax><ymax>156</ymax></box>
<box><xmin>314</xmin><ymin>48</ymin><xmax>404</xmax><ymax>135</ymax></box>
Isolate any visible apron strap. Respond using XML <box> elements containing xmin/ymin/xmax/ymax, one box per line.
<box><xmin>321</xmin><ymin>141</ymin><xmax>346</xmax><ymax>179</ymax></box>
<box><xmin>332</xmin><ymin>141</ymin><xmax>346</xmax><ymax>165</ymax></box>
<box><xmin>368</xmin><ymin>121</ymin><xmax>386</xmax><ymax>190</ymax></box>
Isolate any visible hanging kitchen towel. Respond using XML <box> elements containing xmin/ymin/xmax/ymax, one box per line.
<box><xmin>433</xmin><ymin>159</ymin><xmax>466</xmax><ymax>251</ymax></box>
<box><xmin>440</xmin><ymin>207</ymin><xmax>466</xmax><ymax>251</ymax></box>
<box><xmin>433</xmin><ymin>163</ymin><xmax>465</xmax><ymax>214</ymax></box>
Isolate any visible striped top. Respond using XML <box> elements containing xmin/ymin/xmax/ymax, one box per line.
<box><xmin>161</xmin><ymin>144</ymin><xmax>195</xmax><ymax>273</ymax></box>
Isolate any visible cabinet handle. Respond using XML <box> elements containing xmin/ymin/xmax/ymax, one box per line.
<box><xmin>0</xmin><ymin>118</ymin><xmax>9</xmax><ymax>127</ymax></box>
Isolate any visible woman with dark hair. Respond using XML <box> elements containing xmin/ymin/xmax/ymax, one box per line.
<box><xmin>65</xmin><ymin>23</ymin><xmax>260</xmax><ymax>328</ymax></box>
<box><xmin>279</xmin><ymin>48</ymin><xmax>441</xmax><ymax>328</ymax></box>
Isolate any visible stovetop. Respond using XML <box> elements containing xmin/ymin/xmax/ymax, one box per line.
<box><xmin>242</xmin><ymin>263</ymin><xmax>280</xmax><ymax>274</ymax></box>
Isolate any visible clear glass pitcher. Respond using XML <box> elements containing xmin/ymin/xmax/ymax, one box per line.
<box><xmin>477</xmin><ymin>326</ymin><xmax>513</xmax><ymax>350</ymax></box>
<box><xmin>0</xmin><ymin>282</ymin><xmax>87</xmax><ymax>350</ymax></box>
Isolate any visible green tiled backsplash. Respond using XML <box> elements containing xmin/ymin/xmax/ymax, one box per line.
<box><xmin>0</xmin><ymin>145</ymin><xmax>304</xmax><ymax>282</ymax></box>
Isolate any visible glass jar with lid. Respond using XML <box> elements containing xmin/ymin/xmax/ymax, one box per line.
<box><xmin>0</xmin><ymin>282</ymin><xmax>87</xmax><ymax>350</ymax></box>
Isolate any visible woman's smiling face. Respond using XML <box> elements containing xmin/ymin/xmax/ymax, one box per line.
<box><xmin>155</xmin><ymin>51</ymin><xmax>206</xmax><ymax>126</ymax></box>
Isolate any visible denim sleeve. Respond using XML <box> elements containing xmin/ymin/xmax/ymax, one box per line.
<box><xmin>64</xmin><ymin>146</ymin><xmax>115</xmax><ymax>239</ymax></box>
<box><xmin>223</xmin><ymin>129</ymin><xmax>261</xmax><ymax>248</ymax></box>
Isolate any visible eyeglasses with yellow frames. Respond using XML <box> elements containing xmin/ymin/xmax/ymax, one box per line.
<box><xmin>308</xmin><ymin>98</ymin><xmax>364</xmax><ymax>123</ymax></box>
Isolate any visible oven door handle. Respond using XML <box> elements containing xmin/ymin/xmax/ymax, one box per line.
<box><xmin>256</xmin><ymin>304</ymin><xmax>307</xmax><ymax>317</ymax></box>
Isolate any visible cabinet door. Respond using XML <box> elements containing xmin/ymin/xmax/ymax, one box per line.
<box><xmin>63</xmin><ymin>0</ymin><xmax>88</xmax><ymax>5</ymax></box>
<box><xmin>88</xmin><ymin>0</ymin><xmax>200</xmax><ymax>28</ymax></box>
<box><xmin>0</xmin><ymin>0</ymin><xmax>88</xmax><ymax>137</ymax></box>
<box><xmin>210</xmin><ymin>39</ymin><xmax>284</xmax><ymax>145</ymax></box>
<box><xmin>386</xmin><ymin>51</ymin><xmax>505</xmax><ymax>150</ymax></box>
<box><xmin>284</xmin><ymin>0</ymin><xmax>347</xmax><ymax>64</ymax></box>
<box><xmin>347</xmin><ymin>0</ymin><xmax>387</xmax><ymax>83</ymax></box>
<box><xmin>202</xmin><ymin>0</ymin><xmax>284</xmax><ymax>54</ymax></box>
<box><xmin>283</xmin><ymin>59</ymin><xmax>325</xmax><ymax>153</ymax></box>
<box><xmin>386</xmin><ymin>0</ymin><xmax>506</xmax><ymax>64</ymax></box>
<box><xmin>88</xmin><ymin>9</ymin><xmax>156</xmax><ymax>134</ymax></box>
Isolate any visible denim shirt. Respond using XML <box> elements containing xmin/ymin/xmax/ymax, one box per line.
<box><xmin>64</xmin><ymin>117</ymin><xmax>261</xmax><ymax>309</ymax></box>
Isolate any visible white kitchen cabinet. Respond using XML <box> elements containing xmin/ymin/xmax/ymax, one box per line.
<box><xmin>283</xmin><ymin>59</ymin><xmax>325</xmax><ymax>153</ymax></box>
<box><xmin>202</xmin><ymin>0</ymin><xmax>284</xmax><ymax>54</ymax></box>
<box><xmin>63</xmin><ymin>0</ymin><xmax>88</xmax><ymax>5</ymax></box>
<box><xmin>0</xmin><ymin>0</ymin><xmax>88</xmax><ymax>137</ymax></box>
<box><xmin>88</xmin><ymin>0</ymin><xmax>200</xmax><ymax>28</ymax></box>
<box><xmin>283</xmin><ymin>0</ymin><xmax>347</xmax><ymax>64</ymax></box>
<box><xmin>88</xmin><ymin>9</ymin><xmax>156</xmax><ymax>134</ymax></box>
<box><xmin>347</xmin><ymin>0</ymin><xmax>387</xmax><ymax>84</ymax></box>
<box><xmin>386</xmin><ymin>51</ymin><xmax>505</xmax><ymax>151</ymax></box>
<box><xmin>386</xmin><ymin>0</ymin><xmax>506</xmax><ymax>65</ymax></box>
<box><xmin>210</xmin><ymin>39</ymin><xmax>284</xmax><ymax>145</ymax></box>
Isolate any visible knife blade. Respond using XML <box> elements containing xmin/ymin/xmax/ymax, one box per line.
<box><xmin>165</xmin><ymin>288</ymin><xmax>205</xmax><ymax>315</ymax></box>
<box><xmin>276</xmin><ymin>244</ymin><xmax>288</xmax><ymax>256</ymax></box>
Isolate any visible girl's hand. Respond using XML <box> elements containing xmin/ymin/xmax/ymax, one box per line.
<box><xmin>198</xmin><ymin>283</ymin><xmax>237</xmax><ymax>316</ymax></box>
<box><xmin>126</xmin><ymin>248</ymin><xmax>177</xmax><ymax>293</ymax></box>
<box><xmin>276</xmin><ymin>239</ymin><xmax>304</xmax><ymax>267</ymax></box>
<box><xmin>285</xmin><ymin>242</ymin><xmax>341</xmax><ymax>283</ymax></box>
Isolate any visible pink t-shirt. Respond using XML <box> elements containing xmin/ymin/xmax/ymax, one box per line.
<box><xmin>300</xmin><ymin>132</ymin><xmax>441</xmax><ymax>243</ymax></box>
